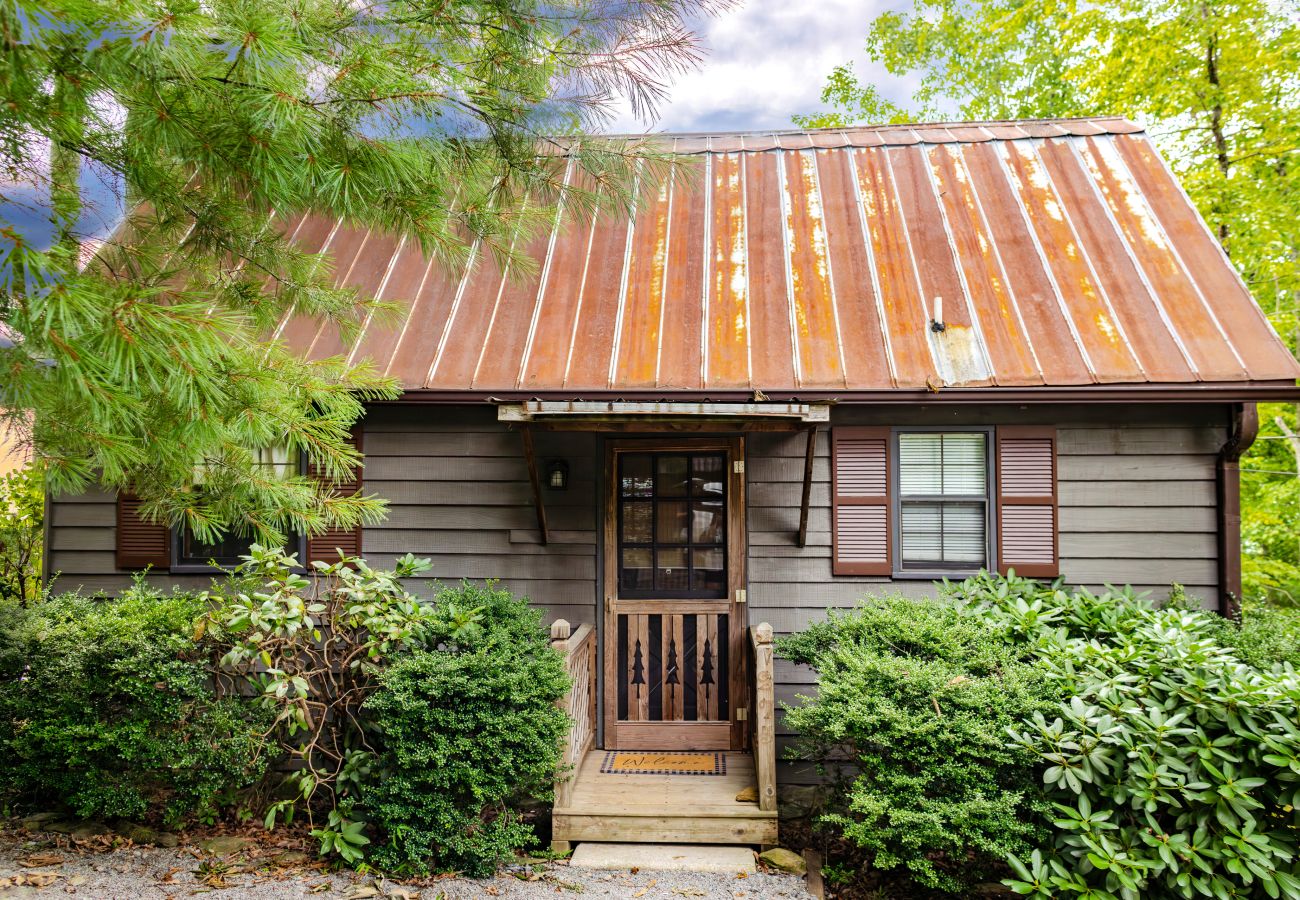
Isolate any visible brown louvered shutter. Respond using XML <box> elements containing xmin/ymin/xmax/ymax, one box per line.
<box><xmin>832</xmin><ymin>426</ymin><xmax>891</xmax><ymax>575</ymax></box>
<box><xmin>116</xmin><ymin>493</ymin><xmax>171</xmax><ymax>570</ymax></box>
<box><xmin>996</xmin><ymin>426</ymin><xmax>1058</xmax><ymax>578</ymax></box>
<box><xmin>306</xmin><ymin>426</ymin><xmax>364</xmax><ymax>565</ymax></box>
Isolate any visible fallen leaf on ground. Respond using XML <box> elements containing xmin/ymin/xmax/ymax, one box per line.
<box><xmin>386</xmin><ymin>887</ymin><xmax>419</xmax><ymax>900</ymax></box>
<box><xmin>543</xmin><ymin>875</ymin><xmax>585</xmax><ymax>892</ymax></box>
<box><xmin>20</xmin><ymin>853</ymin><xmax>65</xmax><ymax>867</ymax></box>
<box><xmin>24</xmin><ymin>871</ymin><xmax>62</xmax><ymax>887</ymax></box>
<box><xmin>342</xmin><ymin>885</ymin><xmax>382</xmax><ymax>899</ymax></box>
<box><xmin>671</xmin><ymin>889</ymin><xmax>706</xmax><ymax>897</ymax></box>
<box><xmin>308</xmin><ymin>883</ymin><xmax>331</xmax><ymax>894</ymax></box>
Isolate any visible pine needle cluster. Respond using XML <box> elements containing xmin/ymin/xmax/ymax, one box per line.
<box><xmin>0</xmin><ymin>0</ymin><xmax>728</xmax><ymax>543</ymax></box>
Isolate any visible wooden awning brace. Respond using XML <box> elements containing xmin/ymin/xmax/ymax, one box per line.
<box><xmin>502</xmin><ymin>401</ymin><xmax>829</xmax><ymax>545</ymax></box>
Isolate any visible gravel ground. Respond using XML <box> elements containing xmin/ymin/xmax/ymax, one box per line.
<box><xmin>0</xmin><ymin>827</ymin><xmax>813</xmax><ymax>900</ymax></box>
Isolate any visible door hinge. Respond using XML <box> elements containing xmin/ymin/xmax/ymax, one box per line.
<box><xmin>734</xmin><ymin>588</ymin><xmax>747</xmax><ymax>604</ymax></box>
<box><xmin>736</xmin><ymin>707</ymin><xmax>748</xmax><ymax>722</ymax></box>
<box><xmin>733</xmin><ymin>459</ymin><xmax>745</xmax><ymax>475</ymax></box>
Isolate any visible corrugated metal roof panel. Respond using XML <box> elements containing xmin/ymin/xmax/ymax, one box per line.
<box><xmin>281</xmin><ymin>117</ymin><xmax>1299</xmax><ymax>392</ymax></box>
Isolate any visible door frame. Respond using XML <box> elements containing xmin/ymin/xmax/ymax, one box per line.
<box><xmin>601</xmin><ymin>435</ymin><xmax>748</xmax><ymax>751</ymax></box>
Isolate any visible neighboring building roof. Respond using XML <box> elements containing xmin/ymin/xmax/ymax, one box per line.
<box><xmin>277</xmin><ymin>116</ymin><xmax>1300</xmax><ymax>398</ymax></box>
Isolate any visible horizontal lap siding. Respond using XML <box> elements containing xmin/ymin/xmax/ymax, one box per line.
<box><xmin>47</xmin><ymin>401</ymin><xmax>1227</xmax><ymax>788</ymax></box>
<box><xmin>45</xmin><ymin>405</ymin><xmax>599</xmax><ymax>628</ymax></box>
<box><xmin>752</xmin><ymin>405</ymin><xmax>1226</xmax><ymax>784</ymax></box>
<box><xmin>362</xmin><ymin>406</ymin><xmax>597</xmax><ymax>625</ymax></box>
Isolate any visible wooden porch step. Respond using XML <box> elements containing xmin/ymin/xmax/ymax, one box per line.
<box><xmin>552</xmin><ymin>750</ymin><xmax>778</xmax><ymax>848</ymax></box>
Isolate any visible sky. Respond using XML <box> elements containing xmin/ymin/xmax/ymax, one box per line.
<box><xmin>604</xmin><ymin>0</ymin><xmax>915</xmax><ymax>134</ymax></box>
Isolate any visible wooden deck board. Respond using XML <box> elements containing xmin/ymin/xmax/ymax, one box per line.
<box><xmin>553</xmin><ymin>750</ymin><xmax>777</xmax><ymax>847</ymax></box>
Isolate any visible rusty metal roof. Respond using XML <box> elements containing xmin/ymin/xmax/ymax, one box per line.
<box><xmin>278</xmin><ymin>117</ymin><xmax>1300</xmax><ymax>395</ymax></box>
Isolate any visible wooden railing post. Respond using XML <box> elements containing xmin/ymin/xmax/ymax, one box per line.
<box><xmin>750</xmin><ymin>622</ymin><xmax>777</xmax><ymax>813</ymax></box>
<box><xmin>551</xmin><ymin>618</ymin><xmax>571</xmax><ymax>653</ymax></box>
<box><xmin>551</xmin><ymin>619</ymin><xmax>594</xmax><ymax>813</ymax></box>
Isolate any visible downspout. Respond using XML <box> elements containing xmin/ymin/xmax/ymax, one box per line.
<box><xmin>1216</xmin><ymin>402</ymin><xmax>1258</xmax><ymax>618</ymax></box>
<box><xmin>41</xmin><ymin>483</ymin><xmax>51</xmax><ymax>598</ymax></box>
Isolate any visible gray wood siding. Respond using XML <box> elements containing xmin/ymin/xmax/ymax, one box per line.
<box><xmin>750</xmin><ymin>404</ymin><xmax>1227</xmax><ymax>783</ymax></box>
<box><xmin>45</xmin><ymin>402</ymin><xmax>1229</xmax><ymax>786</ymax></box>
<box><xmin>45</xmin><ymin>405</ymin><xmax>600</xmax><ymax>627</ymax></box>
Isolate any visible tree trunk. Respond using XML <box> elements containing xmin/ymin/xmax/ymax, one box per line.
<box><xmin>1200</xmin><ymin>3</ymin><xmax>1232</xmax><ymax>248</ymax></box>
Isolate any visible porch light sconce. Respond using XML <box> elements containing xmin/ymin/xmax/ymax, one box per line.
<box><xmin>546</xmin><ymin>459</ymin><xmax>569</xmax><ymax>491</ymax></box>
<box><xmin>930</xmin><ymin>295</ymin><xmax>946</xmax><ymax>333</ymax></box>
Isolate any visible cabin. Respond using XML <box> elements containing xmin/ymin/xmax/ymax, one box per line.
<box><xmin>45</xmin><ymin>117</ymin><xmax>1300</xmax><ymax>851</ymax></box>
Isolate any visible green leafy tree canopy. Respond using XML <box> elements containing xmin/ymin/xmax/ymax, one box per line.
<box><xmin>796</xmin><ymin>0</ymin><xmax>1299</xmax><ymax>341</ymax></box>
<box><xmin>0</xmin><ymin>0</ymin><xmax>724</xmax><ymax>545</ymax></box>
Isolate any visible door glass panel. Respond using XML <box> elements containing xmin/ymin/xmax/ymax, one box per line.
<box><xmin>656</xmin><ymin>548</ymin><xmax>689</xmax><ymax>591</ymax></box>
<box><xmin>692</xmin><ymin>455</ymin><xmax>725</xmax><ymax>496</ymax></box>
<box><xmin>692</xmin><ymin>500</ymin><xmax>724</xmax><ymax>544</ymax></box>
<box><xmin>693</xmin><ymin>547</ymin><xmax>725</xmax><ymax>591</ymax></box>
<box><xmin>621</xmin><ymin>548</ymin><xmax>653</xmax><ymax>591</ymax></box>
<box><xmin>655</xmin><ymin>500</ymin><xmax>689</xmax><ymax>543</ymax></box>
<box><xmin>616</xmin><ymin>451</ymin><xmax>728</xmax><ymax>599</ymax></box>
<box><xmin>621</xmin><ymin>456</ymin><xmax>653</xmax><ymax>497</ymax></box>
<box><xmin>657</xmin><ymin>455</ymin><xmax>689</xmax><ymax>496</ymax></box>
<box><xmin>622</xmin><ymin>501</ymin><xmax>652</xmax><ymax>543</ymax></box>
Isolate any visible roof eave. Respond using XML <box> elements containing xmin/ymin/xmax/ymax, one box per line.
<box><xmin>382</xmin><ymin>381</ymin><xmax>1300</xmax><ymax>406</ymax></box>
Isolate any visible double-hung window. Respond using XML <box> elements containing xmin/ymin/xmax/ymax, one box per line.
<box><xmin>895</xmin><ymin>430</ymin><xmax>992</xmax><ymax>573</ymax></box>
<box><xmin>173</xmin><ymin>446</ymin><xmax>303</xmax><ymax>570</ymax></box>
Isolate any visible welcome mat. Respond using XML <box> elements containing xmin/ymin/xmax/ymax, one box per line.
<box><xmin>600</xmin><ymin>751</ymin><xmax>727</xmax><ymax>776</ymax></box>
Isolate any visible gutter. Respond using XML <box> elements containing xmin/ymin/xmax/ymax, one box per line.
<box><xmin>1216</xmin><ymin>403</ymin><xmax>1258</xmax><ymax>618</ymax></box>
<box><xmin>382</xmin><ymin>382</ymin><xmax>1300</xmax><ymax>405</ymax></box>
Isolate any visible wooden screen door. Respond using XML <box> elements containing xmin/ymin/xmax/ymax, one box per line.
<box><xmin>603</xmin><ymin>437</ymin><xmax>747</xmax><ymax>750</ymax></box>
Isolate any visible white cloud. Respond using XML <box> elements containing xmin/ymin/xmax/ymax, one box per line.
<box><xmin>604</xmin><ymin>0</ymin><xmax>915</xmax><ymax>134</ymax></box>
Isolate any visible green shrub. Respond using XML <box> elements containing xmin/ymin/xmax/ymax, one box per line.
<box><xmin>1229</xmin><ymin>602</ymin><xmax>1300</xmax><ymax>669</ymax></box>
<box><xmin>209</xmin><ymin>549</ymin><xmax>573</xmax><ymax>874</ymax></box>
<box><xmin>778</xmin><ymin>596</ymin><xmax>1057</xmax><ymax>893</ymax></box>
<box><xmin>0</xmin><ymin>580</ymin><xmax>271</xmax><ymax>825</ymax></box>
<box><xmin>363</xmin><ymin>581</ymin><xmax>570</xmax><ymax>877</ymax></box>
<box><xmin>207</xmin><ymin>544</ymin><xmax>442</xmax><ymax>856</ymax></box>
<box><xmin>947</xmin><ymin>572</ymin><xmax>1300</xmax><ymax>900</ymax></box>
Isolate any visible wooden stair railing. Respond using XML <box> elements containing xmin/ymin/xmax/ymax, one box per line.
<box><xmin>551</xmin><ymin>619</ymin><xmax>596</xmax><ymax>809</ymax></box>
<box><xmin>749</xmin><ymin>622</ymin><xmax>777</xmax><ymax>813</ymax></box>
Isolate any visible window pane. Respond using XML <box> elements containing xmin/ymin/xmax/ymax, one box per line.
<box><xmin>899</xmin><ymin>433</ymin><xmax>942</xmax><ymax>494</ymax></box>
<box><xmin>900</xmin><ymin>502</ymin><xmax>943</xmax><ymax>563</ymax></box>
<box><xmin>942</xmin><ymin>433</ymin><xmax>986</xmax><ymax>495</ymax></box>
<box><xmin>622</xmin><ymin>501</ymin><xmax>652</xmax><ymax>543</ymax></box>
<box><xmin>181</xmin><ymin>529</ymin><xmax>254</xmax><ymax>566</ymax></box>
<box><xmin>899</xmin><ymin>432</ymin><xmax>986</xmax><ymax>497</ymax></box>
<box><xmin>941</xmin><ymin>504</ymin><xmax>987</xmax><ymax>563</ymax></box>
<box><xmin>254</xmin><ymin>445</ymin><xmax>297</xmax><ymax>480</ymax></box>
<box><xmin>656</xmin><ymin>501</ymin><xmax>689</xmax><ymax>543</ymax></box>
<box><xmin>692</xmin><ymin>500</ymin><xmax>725</xmax><ymax>544</ymax></box>
<box><xmin>656</xmin><ymin>548</ymin><xmax>689</xmax><ymax>591</ymax></box>
<box><xmin>621</xmin><ymin>548</ymin><xmax>653</xmax><ymax>591</ymax></box>
<box><xmin>621</xmin><ymin>456</ymin><xmax>653</xmax><ymax>497</ymax></box>
<box><xmin>657</xmin><ymin>456</ymin><xmax>690</xmax><ymax>496</ymax></box>
<box><xmin>693</xmin><ymin>547</ymin><xmax>725</xmax><ymax>592</ymax></box>
<box><xmin>901</xmin><ymin>501</ymin><xmax>986</xmax><ymax>567</ymax></box>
